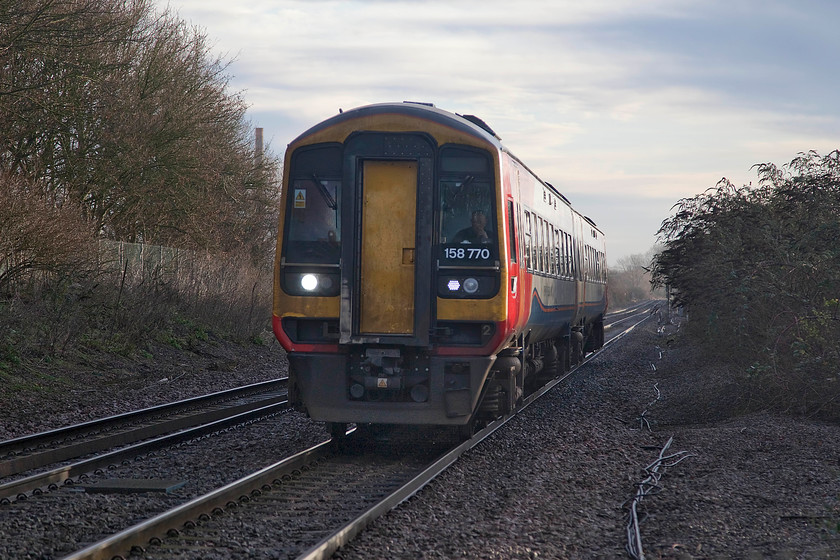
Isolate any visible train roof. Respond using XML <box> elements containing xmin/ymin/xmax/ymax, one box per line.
<box><xmin>290</xmin><ymin>101</ymin><xmax>504</xmax><ymax>149</ymax></box>
<box><xmin>289</xmin><ymin>102</ymin><xmax>603</xmax><ymax>237</ymax></box>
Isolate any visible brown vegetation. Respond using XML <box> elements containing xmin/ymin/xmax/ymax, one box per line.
<box><xmin>0</xmin><ymin>0</ymin><xmax>280</xmax><ymax>377</ymax></box>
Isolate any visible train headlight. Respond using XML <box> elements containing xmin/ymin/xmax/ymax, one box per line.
<box><xmin>462</xmin><ymin>277</ymin><xmax>479</xmax><ymax>294</ymax></box>
<box><xmin>438</xmin><ymin>273</ymin><xmax>498</xmax><ymax>299</ymax></box>
<box><xmin>301</xmin><ymin>273</ymin><xmax>318</xmax><ymax>291</ymax></box>
<box><xmin>283</xmin><ymin>269</ymin><xmax>339</xmax><ymax>296</ymax></box>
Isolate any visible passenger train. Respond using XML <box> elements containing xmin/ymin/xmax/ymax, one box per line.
<box><xmin>272</xmin><ymin>102</ymin><xmax>607</xmax><ymax>437</ymax></box>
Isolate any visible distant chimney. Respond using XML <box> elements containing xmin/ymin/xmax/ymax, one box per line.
<box><xmin>255</xmin><ymin>127</ymin><xmax>264</xmax><ymax>164</ymax></box>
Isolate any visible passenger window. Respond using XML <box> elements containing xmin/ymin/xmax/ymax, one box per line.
<box><xmin>524</xmin><ymin>211</ymin><xmax>532</xmax><ymax>270</ymax></box>
<box><xmin>507</xmin><ymin>200</ymin><xmax>517</xmax><ymax>264</ymax></box>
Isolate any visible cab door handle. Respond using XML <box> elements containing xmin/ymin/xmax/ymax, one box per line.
<box><xmin>402</xmin><ymin>248</ymin><xmax>415</xmax><ymax>265</ymax></box>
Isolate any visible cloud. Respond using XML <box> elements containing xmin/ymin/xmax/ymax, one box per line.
<box><xmin>157</xmin><ymin>0</ymin><xmax>840</xmax><ymax>261</ymax></box>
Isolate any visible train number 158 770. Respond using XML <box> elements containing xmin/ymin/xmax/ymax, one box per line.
<box><xmin>444</xmin><ymin>247</ymin><xmax>491</xmax><ymax>260</ymax></box>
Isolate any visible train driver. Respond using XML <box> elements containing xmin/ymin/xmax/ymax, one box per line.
<box><xmin>452</xmin><ymin>210</ymin><xmax>493</xmax><ymax>244</ymax></box>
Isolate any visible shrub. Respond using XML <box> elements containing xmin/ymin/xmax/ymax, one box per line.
<box><xmin>651</xmin><ymin>151</ymin><xmax>840</xmax><ymax>420</ymax></box>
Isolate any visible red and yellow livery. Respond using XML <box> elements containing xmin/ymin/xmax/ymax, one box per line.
<box><xmin>272</xmin><ymin>102</ymin><xmax>606</xmax><ymax>435</ymax></box>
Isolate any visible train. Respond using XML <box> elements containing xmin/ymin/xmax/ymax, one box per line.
<box><xmin>272</xmin><ymin>102</ymin><xmax>607</xmax><ymax>438</ymax></box>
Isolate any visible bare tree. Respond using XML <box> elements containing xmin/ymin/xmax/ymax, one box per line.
<box><xmin>0</xmin><ymin>0</ymin><xmax>280</xmax><ymax>262</ymax></box>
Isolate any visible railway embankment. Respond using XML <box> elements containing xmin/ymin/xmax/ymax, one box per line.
<box><xmin>0</xmin><ymin>332</ymin><xmax>286</xmax><ymax>441</ymax></box>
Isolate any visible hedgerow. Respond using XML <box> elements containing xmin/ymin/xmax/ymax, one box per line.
<box><xmin>651</xmin><ymin>150</ymin><xmax>840</xmax><ymax>419</ymax></box>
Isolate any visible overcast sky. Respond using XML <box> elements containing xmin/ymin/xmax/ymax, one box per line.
<box><xmin>157</xmin><ymin>0</ymin><xmax>840</xmax><ymax>264</ymax></box>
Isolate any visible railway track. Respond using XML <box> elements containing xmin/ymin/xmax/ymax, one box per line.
<box><xmin>37</xmin><ymin>302</ymin><xmax>657</xmax><ymax>560</ymax></box>
<box><xmin>604</xmin><ymin>300</ymin><xmax>661</xmax><ymax>335</ymax></box>
<box><xmin>0</xmin><ymin>379</ymin><xmax>288</xmax><ymax>502</ymax></box>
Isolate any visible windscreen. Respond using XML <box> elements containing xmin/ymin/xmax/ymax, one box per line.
<box><xmin>283</xmin><ymin>144</ymin><xmax>342</xmax><ymax>264</ymax></box>
<box><xmin>438</xmin><ymin>146</ymin><xmax>496</xmax><ymax>264</ymax></box>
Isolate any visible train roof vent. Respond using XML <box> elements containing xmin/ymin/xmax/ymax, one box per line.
<box><xmin>457</xmin><ymin>114</ymin><xmax>501</xmax><ymax>139</ymax></box>
<box><xmin>584</xmin><ymin>216</ymin><xmax>598</xmax><ymax>228</ymax></box>
<box><xmin>403</xmin><ymin>101</ymin><xmax>435</xmax><ymax>107</ymax></box>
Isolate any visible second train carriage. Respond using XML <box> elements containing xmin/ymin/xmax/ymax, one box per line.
<box><xmin>272</xmin><ymin>102</ymin><xmax>607</xmax><ymax>434</ymax></box>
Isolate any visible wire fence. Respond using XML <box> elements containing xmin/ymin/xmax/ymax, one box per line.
<box><xmin>98</xmin><ymin>239</ymin><xmax>185</xmax><ymax>279</ymax></box>
<box><xmin>1</xmin><ymin>240</ymin><xmax>273</xmax><ymax>337</ymax></box>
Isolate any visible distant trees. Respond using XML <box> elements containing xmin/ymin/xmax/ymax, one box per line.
<box><xmin>650</xmin><ymin>150</ymin><xmax>840</xmax><ymax>418</ymax></box>
<box><xmin>607</xmin><ymin>247</ymin><xmax>663</xmax><ymax>309</ymax></box>
<box><xmin>0</xmin><ymin>0</ymin><xmax>279</xmax><ymax>279</ymax></box>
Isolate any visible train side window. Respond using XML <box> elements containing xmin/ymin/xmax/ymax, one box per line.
<box><xmin>595</xmin><ymin>248</ymin><xmax>600</xmax><ymax>281</ymax></box>
<box><xmin>507</xmin><ymin>200</ymin><xmax>517</xmax><ymax>264</ymax></box>
<box><xmin>559</xmin><ymin>232</ymin><xmax>565</xmax><ymax>277</ymax></box>
<box><xmin>543</xmin><ymin>220</ymin><xmax>549</xmax><ymax>275</ymax></box>
<box><xmin>583</xmin><ymin>246</ymin><xmax>587</xmax><ymax>280</ymax></box>
<box><xmin>283</xmin><ymin>143</ymin><xmax>342</xmax><ymax>264</ymax></box>
<box><xmin>536</xmin><ymin>216</ymin><xmax>544</xmax><ymax>273</ymax></box>
<box><xmin>584</xmin><ymin>246</ymin><xmax>589</xmax><ymax>280</ymax></box>
<box><xmin>543</xmin><ymin>222</ymin><xmax>551</xmax><ymax>274</ymax></box>
<box><xmin>600</xmin><ymin>251</ymin><xmax>604</xmax><ymax>282</ymax></box>
<box><xmin>566</xmin><ymin>233</ymin><xmax>572</xmax><ymax>278</ymax></box>
<box><xmin>600</xmin><ymin>251</ymin><xmax>606</xmax><ymax>282</ymax></box>
<box><xmin>524</xmin><ymin>211</ymin><xmax>532</xmax><ymax>270</ymax></box>
<box><xmin>548</xmin><ymin>226</ymin><xmax>554</xmax><ymax>276</ymax></box>
<box><xmin>562</xmin><ymin>233</ymin><xmax>569</xmax><ymax>277</ymax></box>
<box><xmin>545</xmin><ymin>221</ymin><xmax>550</xmax><ymax>275</ymax></box>
<box><xmin>548</xmin><ymin>223</ymin><xmax>555</xmax><ymax>276</ymax></box>
<box><xmin>553</xmin><ymin>228</ymin><xmax>560</xmax><ymax>277</ymax></box>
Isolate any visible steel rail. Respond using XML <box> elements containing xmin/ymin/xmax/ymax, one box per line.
<box><xmin>603</xmin><ymin>300</ymin><xmax>659</xmax><ymax>330</ymax></box>
<box><xmin>59</xmin><ymin>441</ymin><xmax>332</xmax><ymax>560</ymax></box>
<box><xmin>0</xmin><ymin>391</ymin><xmax>287</xmax><ymax>479</ymax></box>
<box><xmin>0</xmin><ymin>378</ymin><xmax>285</xmax><ymax>457</ymax></box>
<box><xmin>0</xmin><ymin>398</ymin><xmax>289</xmax><ymax>502</ymax></box>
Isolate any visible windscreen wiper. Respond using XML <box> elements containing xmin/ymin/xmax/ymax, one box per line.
<box><xmin>312</xmin><ymin>173</ymin><xmax>337</xmax><ymax>209</ymax></box>
<box><xmin>450</xmin><ymin>174</ymin><xmax>475</xmax><ymax>199</ymax></box>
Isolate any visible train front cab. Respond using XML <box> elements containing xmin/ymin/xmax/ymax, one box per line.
<box><xmin>273</xmin><ymin>118</ymin><xmax>513</xmax><ymax>429</ymax></box>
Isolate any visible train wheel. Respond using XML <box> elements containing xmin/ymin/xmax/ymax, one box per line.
<box><xmin>572</xmin><ymin>330</ymin><xmax>584</xmax><ymax>365</ymax></box>
<box><xmin>596</xmin><ymin>317</ymin><xmax>605</xmax><ymax>349</ymax></box>
<box><xmin>560</xmin><ymin>337</ymin><xmax>571</xmax><ymax>372</ymax></box>
<box><xmin>543</xmin><ymin>344</ymin><xmax>559</xmax><ymax>378</ymax></box>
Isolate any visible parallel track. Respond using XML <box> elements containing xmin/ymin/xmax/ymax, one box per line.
<box><xmin>0</xmin><ymin>380</ymin><xmax>289</xmax><ymax>502</ymax></box>
<box><xmin>0</xmin><ymin>379</ymin><xmax>286</xmax><ymax>479</ymax></box>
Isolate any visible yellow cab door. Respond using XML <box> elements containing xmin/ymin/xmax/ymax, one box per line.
<box><xmin>359</xmin><ymin>160</ymin><xmax>417</xmax><ymax>335</ymax></box>
<box><xmin>339</xmin><ymin>131</ymin><xmax>433</xmax><ymax>347</ymax></box>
